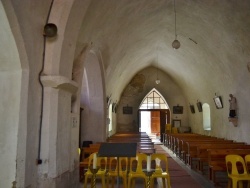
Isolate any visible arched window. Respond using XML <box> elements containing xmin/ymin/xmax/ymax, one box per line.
<box><xmin>202</xmin><ymin>103</ymin><xmax>211</xmax><ymax>130</ymax></box>
<box><xmin>139</xmin><ymin>88</ymin><xmax>169</xmax><ymax>109</ymax></box>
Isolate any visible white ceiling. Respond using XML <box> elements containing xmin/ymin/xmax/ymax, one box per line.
<box><xmin>77</xmin><ymin>0</ymin><xmax>250</xmax><ymax>102</ymax></box>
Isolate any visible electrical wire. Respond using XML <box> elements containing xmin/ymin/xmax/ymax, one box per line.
<box><xmin>37</xmin><ymin>0</ymin><xmax>55</xmax><ymax>165</ymax></box>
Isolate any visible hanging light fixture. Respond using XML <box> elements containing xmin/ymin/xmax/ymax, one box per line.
<box><xmin>172</xmin><ymin>0</ymin><xmax>180</xmax><ymax>49</ymax></box>
<box><xmin>155</xmin><ymin>47</ymin><xmax>160</xmax><ymax>84</ymax></box>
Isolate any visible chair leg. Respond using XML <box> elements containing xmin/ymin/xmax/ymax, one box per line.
<box><xmin>106</xmin><ymin>176</ymin><xmax>109</xmax><ymax>188</ymax></box>
<box><xmin>167</xmin><ymin>177</ymin><xmax>171</xmax><ymax>188</ymax></box>
<box><xmin>122</xmin><ymin>177</ymin><xmax>127</xmax><ymax>188</ymax></box>
<box><xmin>162</xmin><ymin>177</ymin><xmax>166</xmax><ymax>188</ymax></box>
<box><xmin>132</xmin><ymin>178</ymin><xmax>135</xmax><ymax>188</ymax></box>
<box><xmin>227</xmin><ymin>178</ymin><xmax>231</xmax><ymax>188</ymax></box>
<box><xmin>112</xmin><ymin>177</ymin><xmax>115</xmax><ymax>188</ymax></box>
<box><xmin>101</xmin><ymin>176</ymin><xmax>106</xmax><ymax>188</ymax></box>
<box><xmin>127</xmin><ymin>177</ymin><xmax>132</xmax><ymax>188</ymax></box>
<box><xmin>84</xmin><ymin>175</ymin><xmax>89</xmax><ymax>188</ymax></box>
<box><xmin>232</xmin><ymin>179</ymin><xmax>237</xmax><ymax>188</ymax></box>
<box><xmin>247</xmin><ymin>180</ymin><xmax>250</xmax><ymax>188</ymax></box>
<box><xmin>239</xmin><ymin>180</ymin><xmax>243</xmax><ymax>188</ymax></box>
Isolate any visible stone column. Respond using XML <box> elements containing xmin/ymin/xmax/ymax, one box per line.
<box><xmin>38</xmin><ymin>75</ymin><xmax>78</xmax><ymax>188</ymax></box>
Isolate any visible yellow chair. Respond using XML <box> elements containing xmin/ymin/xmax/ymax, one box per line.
<box><xmin>245</xmin><ymin>154</ymin><xmax>250</xmax><ymax>188</ymax></box>
<box><xmin>226</xmin><ymin>154</ymin><xmax>250</xmax><ymax>188</ymax></box>
<box><xmin>107</xmin><ymin>157</ymin><xmax>128</xmax><ymax>188</ymax></box>
<box><xmin>165</xmin><ymin>124</ymin><xmax>171</xmax><ymax>133</ymax></box>
<box><xmin>245</xmin><ymin>154</ymin><xmax>250</xmax><ymax>174</ymax></box>
<box><xmin>128</xmin><ymin>153</ymin><xmax>148</xmax><ymax>188</ymax></box>
<box><xmin>172</xmin><ymin>127</ymin><xmax>178</xmax><ymax>134</ymax></box>
<box><xmin>150</xmin><ymin>153</ymin><xmax>171</xmax><ymax>188</ymax></box>
<box><xmin>84</xmin><ymin>152</ymin><xmax>107</xmax><ymax>188</ymax></box>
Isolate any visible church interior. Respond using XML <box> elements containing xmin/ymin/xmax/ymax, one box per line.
<box><xmin>1</xmin><ymin>0</ymin><xmax>250</xmax><ymax>187</ymax></box>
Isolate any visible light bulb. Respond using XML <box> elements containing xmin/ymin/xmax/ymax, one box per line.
<box><xmin>172</xmin><ymin>39</ymin><xmax>180</xmax><ymax>49</ymax></box>
<box><xmin>155</xmin><ymin>79</ymin><xmax>160</xmax><ymax>84</ymax></box>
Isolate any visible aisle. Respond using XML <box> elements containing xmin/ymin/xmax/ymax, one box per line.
<box><xmin>156</xmin><ymin>145</ymin><xmax>215</xmax><ymax>188</ymax></box>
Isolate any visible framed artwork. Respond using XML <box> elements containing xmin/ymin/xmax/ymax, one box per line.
<box><xmin>123</xmin><ymin>106</ymin><xmax>133</xmax><ymax>114</ymax></box>
<box><xmin>196</xmin><ymin>101</ymin><xmax>202</xmax><ymax>112</ymax></box>
<box><xmin>173</xmin><ymin>119</ymin><xmax>181</xmax><ymax>128</ymax></box>
<box><xmin>112</xmin><ymin>103</ymin><xmax>116</xmax><ymax>112</ymax></box>
<box><xmin>173</xmin><ymin>105</ymin><xmax>183</xmax><ymax>114</ymax></box>
<box><xmin>107</xmin><ymin>96</ymin><xmax>112</xmax><ymax>109</ymax></box>
<box><xmin>189</xmin><ymin>105</ymin><xmax>195</xmax><ymax>113</ymax></box>
<box><xmin>213</xmin><ymin>96</ymin><xmax>223</xmax><ymax>109</ymax></box>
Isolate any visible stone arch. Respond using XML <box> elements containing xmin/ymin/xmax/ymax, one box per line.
<box><xmin>78</xmin><ymin>48</ymin><xmax>107</xmax><ymax>144</ymax></box>
<box><xmin>0</xmin><ymin>1</ymin><xmax>29</xmax><ymax>187</ymax></box>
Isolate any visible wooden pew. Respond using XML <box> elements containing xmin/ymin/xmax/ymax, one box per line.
<box><xmin>195</xmin><ymin>143</ymin><xmax>250</xmax><ymax>172</ymax></box>
<box><xmin>178</xmin><ymin>137</ymin><xmax>220</xmax><ymax>158</ymax></box>
<box><xmin>207</xmin><ymin>149</ymin><xmax>250</xmax><ymax>184</ymax></box>
<box><xmin>184</xmin><ymin>140</ymin><xmax>235</xmax><ymax>167</ymax></box>
<box><xmin>178</xmin><ymin>137</ymin><xmax>229</xmax><ymax>163</ymax></box>
<box><xmin>165</xmin><ymin>133</ymin><xmax>201</xmax><ymax>152</ymax></box>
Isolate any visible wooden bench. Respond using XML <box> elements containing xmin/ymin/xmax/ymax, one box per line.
<box><xmin>178</xmin><ymin>138</ymin><xmax>223</xmax><ymax>160</ymax></box>
<box><xmin>167</xmin><ymin>133</ymin><xmax>212</xmax><ymax>154</ymax></box>
<box><xmin>165</xmin><ymin>133</ymin><xmax>200</xmax><ymax>152</ymax></box>
<box><xmin>207</xmin><ymin>149</ymin><xmax>250</xmax><ymax>184</ymax></box>
<box><xmin>184</xmin><ymin>140</ymin><xmax>235</xmax><ymax>167</ymax></box>
<box><xmin>195</xmin><ymin>143</ymin><xmax>250</xmax><ymax>172</ymax></box>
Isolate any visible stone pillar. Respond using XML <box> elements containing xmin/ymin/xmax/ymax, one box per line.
<box><xmin>38</xmin><ymin>75</ymin><xmax>79</xmax><ymax>188</ymax></box>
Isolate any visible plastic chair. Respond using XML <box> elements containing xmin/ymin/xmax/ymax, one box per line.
<box><xmin>128</xmin><ymin>153</ymin><xmax>148</xmax><ymax>188</ymax></box>
<box><xmin>225</xmin><ymin>154</ymin><xmax>250</xmax><ymax>188</ymax></box>
<box><xmin>172</xmin><ymin>127</ymin><xmax>178</xmax><ymax>134</ymax></box>
<box><xmin>150</xmin><ymin>153</ymin><xmax>171</xmax><ymax>188</ymax></box>
<box><xmin>245</xmin><ymin>155</ymin><xmax>250</xmax><ymax>188</ymax></box>
<box><xmin>107</xmin><ymin>157</ymin><xmax>128</xmax><ymax>188</ymax></box>
<box><xmin>165</xmin><ymin>124</ymin><xmax>172</xmax><ymax>133</ymax></box>
<box><xmin>84</xmin><ymin>152</ymin><xmax>107</xmax><ymax>188</ymax></box>
<box><xmin>245</xmin><ymin>155</ymin><xmax>250</xmax><ymax>174</ymax></box>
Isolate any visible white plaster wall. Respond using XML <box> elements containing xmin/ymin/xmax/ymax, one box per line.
<box><xmin>117</xmin><ymin>67</ymin><xmax>187</xmax><ymax>131</ymax></box>
<box><xmin>0</xmin><ymin>2</ymin><xmax>24</xmax><ymax>187</ymax></box>
<box><xmin>0</xmin><ymin>71</ymin><xmax>21</xmax><ymax>187</ymax></box>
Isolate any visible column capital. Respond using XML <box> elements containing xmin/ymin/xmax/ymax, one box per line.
<box><xmin>41</xmin><ymin>75</ymin><xmax>78</xmax><ymax>94</ymax></box>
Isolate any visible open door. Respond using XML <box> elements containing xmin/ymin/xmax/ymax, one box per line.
<box><xmin>138</xmin><ymin>109</ymin><xmax>170</xmax><ymax>141</ymax></box>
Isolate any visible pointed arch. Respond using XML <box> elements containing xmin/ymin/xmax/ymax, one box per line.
<box><xmin>139</xmin><ymin>88</ymin><xmax>169</xmax><ymax>109</ymax></box>
<box><xmin>79</xmin><ymin>49</ymin><xmax>106</xmax><ymax>144</ymax></box>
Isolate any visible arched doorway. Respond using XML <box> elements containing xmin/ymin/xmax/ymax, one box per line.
<box><xmin>138</xmin><ymin>88</ymin><xmax>170</xmax><ymax>141</ymax></box>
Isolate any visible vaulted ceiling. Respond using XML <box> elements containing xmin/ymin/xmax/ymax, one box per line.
<box><xmin>76</xmin><ymin>0</ymin><xmax>250</xmax><ymax>104</ymax></box>
<box><xmin>76</xmin><ymin>0</ymin><xmax>250</xmax><ymax>103</ymax></box>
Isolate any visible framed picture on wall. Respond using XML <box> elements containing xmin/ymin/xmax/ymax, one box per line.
<box><xmin>213</xmin><ymin>96</ymin><xmax>223</xmax><ymax>109</ymax></box>
<box><xmin>196</xmin><ymin>101</ymin><xmax>202</xmax><ymax>112</ymax></box>
<box><xmin>173</xmin><ymin>105</ymin><xmax>183</xmax><ymax>114</ymax></box>
<box><xmin>123</xmin><ymin>106</ymin><xmax>133</xmax><ymax>114</ymax></box>
<box><xmin>189</xmin><ymin>105</ymin><xmax>195</xmax><ymax>113</ymax></box>
<box><xmin>173</xmin><ymin>119</ymin><xmax>181</xmax><ymax>128</ymax></box>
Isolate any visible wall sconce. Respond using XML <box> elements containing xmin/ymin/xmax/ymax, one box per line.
<box><xmin>44</xmin><ymin>23</ymin><xmax>58</xmax><ymax>37</ymax></box>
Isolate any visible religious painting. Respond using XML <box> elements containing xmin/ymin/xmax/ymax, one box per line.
<box><xmin>213</xmin><ymin>96</ymin><xmax>223</xmax><ymax>109</ymax></box>
<box><xmin>173</xmin><ymin>105</ymin><xmax>183</xmax><ymax>114</ymax></box>
<box><xmin>189</xmin><ymin>105</ymin><xmax>195</xmax><ymax>114</ymax></box>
